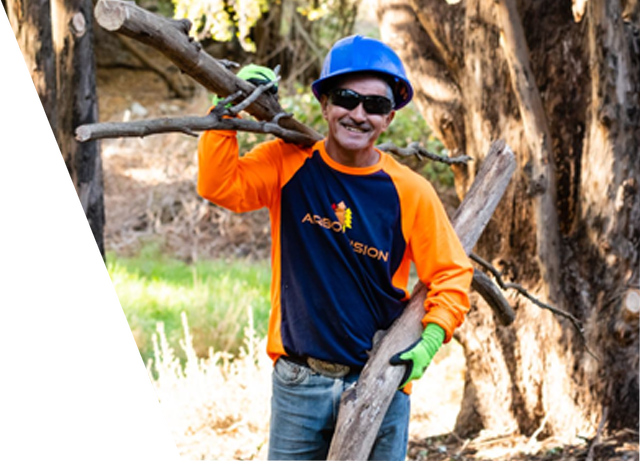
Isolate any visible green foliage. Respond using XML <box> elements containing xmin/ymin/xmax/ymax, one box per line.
<box><xmin>107</xmin><ymin>246</ymin><xmax>272</xmax><ymax>364</ymax></box>
<box><xmin>171</xmin><ymin>0</ymin><xmax>268</xmax><ymax>50</ymax></box>
<box><xmin>136</xmin><ymin>0</ymin><xmax>175</xmax><ymax>17</ymax></box>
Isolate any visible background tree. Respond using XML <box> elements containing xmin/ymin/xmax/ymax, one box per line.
<box><xmin>377</xmin><ymin>0</ymin><xmax>639</xmax><ymax>439</ymax></box>
<box><xmin>170</xmin><ymin>0</ymin><xmax>360</xmax><ymax>86</ymax></box>
<box><xmin>0</xmin><ymin>0</ymin><xmax>118</xmax><ymax>460</ymax></box>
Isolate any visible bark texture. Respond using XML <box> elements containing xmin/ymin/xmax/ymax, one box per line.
<box><xmin>377</xmin><ymin>0</ymin><xmax>640</xmax><ymax>439</ymax></box>
<box><xmin>0</xmin><ymin>0</ymin><xmax>113</xmax><ymax>460</ymax></box>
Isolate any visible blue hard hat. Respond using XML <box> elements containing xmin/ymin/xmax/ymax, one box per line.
<box><xmin>312</xmin><ymin>35</ymin><xmax>414</xmax><ymax>110</ymax></box>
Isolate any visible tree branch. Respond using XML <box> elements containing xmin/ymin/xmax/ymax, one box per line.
<box><xmin>376</xmin><ymin>141</ymin><xmax>471</xmax><ymax>165</ymax></box>
<box><xmin>469</xmin><ymin>252</ymin><xmax>600</xmax><ymax>361</ymax></box>
<box><xmin>93</xmin><ymin>0</ymin><xmax>322</xmax><ymax>143</ymax></box>
<box><xmin>75</xmin><ymin>104</ymin><xmax>310</xmax><ymax>145</ymax></box>
<box><xmin>471</xmin><ymin>270</ymin><xmax>516</xmax><ymax>326</ymax></box>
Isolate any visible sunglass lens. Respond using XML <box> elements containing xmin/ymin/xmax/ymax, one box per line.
<box><xmin>363</xmin><ymin>97</ymin><xmax>392</xmax><ymax>115</ymax></box>
<box><xmin>331</xmin><ymin>90</ymin><xmax>360</xmax><ymax>110</ymax></box>
<box><xmin>330</xmin><ymin>89</ymin><xmax>392</xmax><ymax>115</ymax></box>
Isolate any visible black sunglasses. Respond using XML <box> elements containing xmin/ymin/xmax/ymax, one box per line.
<box><xmin>328</xmin><ymin>88</ymin><xmax>394</xmax><ymax>115</ymax></box>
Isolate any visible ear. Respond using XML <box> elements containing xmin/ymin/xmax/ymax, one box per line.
<box><xmin>320</xmin><ymin>95</ymin><xmax>329</xmax><ymax>120</ymax></box>
<box><xmin>382</xmin><ymin>110</ymin><xmax>396</xmax><ymax>130</ymax></box>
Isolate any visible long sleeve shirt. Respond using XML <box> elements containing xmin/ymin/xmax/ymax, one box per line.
<box><xmin>198</xmin><ymin>128</ymin><xmax>473</xmax><ymax>367</ymax></box>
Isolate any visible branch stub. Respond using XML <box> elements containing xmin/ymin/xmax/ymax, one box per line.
<box><xmin>95</xmin><ymin>0</ymin><xmax>127</xmax><ymax>32</ymax></box>
<box><xmin>623</xmin><ymin>289</ymin><xmax>640</xmax><ymax>322</ymax></box>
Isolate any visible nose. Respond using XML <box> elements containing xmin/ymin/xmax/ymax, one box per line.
<box><xmin>349</xmin><ymin>102</ymin><xmax>367</xmax><ymax>121</ymax></box>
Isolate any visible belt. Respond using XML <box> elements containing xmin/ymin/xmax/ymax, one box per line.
<box><xmin>283</xmin><ymin>354</ymin><xmax>361</xmax><ymax>379</ymax></box>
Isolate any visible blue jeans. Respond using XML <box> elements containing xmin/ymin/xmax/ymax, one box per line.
<box><xmin>268</xmin><ymin>357</ymin><xmax>410</xmax><ymax>461</ymax></box>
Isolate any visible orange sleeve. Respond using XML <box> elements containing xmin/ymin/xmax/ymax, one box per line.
<box><xmin>409</xmin><ymin>181</ymin><xmax>473</xmax><ymax>342</ymax></box>
<box><xmin>197</xmin><ymin>126</ymin><xmax>282</xmax><ymax>212</ymax></box>
<box><xmin>386</xmin><ymin>154</ymin><xmax>472</xmax><ymax>343</ymax></box>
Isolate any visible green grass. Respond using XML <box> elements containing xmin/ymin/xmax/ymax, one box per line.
<box><xmin>107</xmin><ymin>246</ymin><xmax>272</xmax><ymax>364</ymax></box>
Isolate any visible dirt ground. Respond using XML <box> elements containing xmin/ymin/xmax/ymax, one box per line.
<box><xmin>97</xmin><ymin>67</ymin><xmax>639</xmax><ymax>461</ymax></box>
<box><xmin>407</xmin><ymin>429</ymin><xmax>638</xmax><ymax>461</ymax></box>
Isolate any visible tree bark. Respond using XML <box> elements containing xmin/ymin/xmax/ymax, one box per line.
<box><xmin>378</xmin><ymin>0</ymin><xmax>640</xmax><ymax>440</ymax></box>
<box><xmin>0</xmin><ymin>0</ymin><xmax>114</xmax><ymax>460</ymax></box>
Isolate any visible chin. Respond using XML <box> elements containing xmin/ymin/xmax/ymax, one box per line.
<box><xmin>335</xmin><ymin>132</ymin><xmax>374</xmax><ymax>152</ymax></box>
<box><xmin>336</xmin><ymin>138</ymin><xmax>372</xmax><ymax>153</ymax></box>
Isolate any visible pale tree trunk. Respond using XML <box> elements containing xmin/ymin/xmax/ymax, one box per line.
<box><xmin>377</xmin><ymin>0</ymin><xmax>639</xmax><ymax>439</ymax></box>
<box><xmin>0</xmin><ymin>0</ymin><xmax>114</xmax><ymax>460</ymax></box>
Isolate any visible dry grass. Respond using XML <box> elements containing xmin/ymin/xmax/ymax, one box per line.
<box><xmin>148</xmin><ymin>309</ymin><xmax>467</xmax><ymax>460</ymax></box>
<box><xmin>150</xmin><ymin>310</ymin><xmax>273</xmax><ymax>460</ymax></box>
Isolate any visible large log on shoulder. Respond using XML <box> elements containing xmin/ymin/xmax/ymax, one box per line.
<box><xmin>93</xmin><ymin>0</ymin><xmax>322</xmax><ymax>145</ymax></box>
<box><xmin>327</xmin><ymin>140</ymin><xmax>516</xmax><ymax>460</ymax></box>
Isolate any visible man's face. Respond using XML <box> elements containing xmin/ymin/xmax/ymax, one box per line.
<box><xmin>321</xmin><ymin>75</ymin><xmax>395</xmax><ymax>158</ymax></box>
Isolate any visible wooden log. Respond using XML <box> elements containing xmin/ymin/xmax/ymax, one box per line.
<box><xmin>93</xmin><ymin>0</ymin><xmax>322</xmax><ymax>146</ymax></box>
<box><xmin>327</xmin><ymin>140</ymin><xmax>516</xmax><ymax>460</ymax></box>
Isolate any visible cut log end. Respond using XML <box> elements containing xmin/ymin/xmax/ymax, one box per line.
<box><xmin>95</xmin><ymin>0</ymin><xmax>127</xmax><ymax>31</ymax></box>
<box><xmin>38</xmin><ymin>381</ymin><xmax>60</xmax><ymax>415</ymax></box>
<box><xmin>75</xmin><ymin>125</ymin><xmax>91</xmax><ymax>142</ymax></box>
<box><xmin>623</xmin><ymin>289</ymin><xmax>640</xmax><ymax>322</ymax></box>
<box><xmin>71</xmin><ymin>12</ymin><xmax>87</xmax><ymax>37</ymax></box>
<box><xmin>33</xmin><ymin>266</ymin><xmax>66</xmax><ymax>297</ymax></box>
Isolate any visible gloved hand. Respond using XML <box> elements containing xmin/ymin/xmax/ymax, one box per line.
<box><xmin>237</xmin><ymin>64</ymin><xmax>278</xmax><ymax>94</ymax></box>
<box><xmin>389</xmin><ymin>323</ymin><xmax>445</xmax><ymax>389</ymax></box>
<box><xmin>211</xmin><ymin>64</ymin><xmax>278</xmax><ymax>106</ymax></box>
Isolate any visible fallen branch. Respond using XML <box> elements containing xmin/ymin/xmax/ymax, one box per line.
<box><xmin>469</xmin><ymin>252</ymin><xmax>580</xmax><ymax>324</ymax></box>
<box><xmin>469</xmin><ymin>252</ymin><xmax>599</xmax><ymax>360</ymax></box>
<box><xmin>471</xmin><ymin>270</ymin><xmax>516</xmax><ymax>325</ymax></box>
<box><xmin>93</xmin><ymin>0</ymin><xmax>321</xmax><ymax>145</ymax></box>
<box><xmin>376</xmin><ymin>141</ymin><xmax>472</xmax><ymax>165</ymax></box>
<box><xmin>76</xmin><ymin>78</ymin><xmax>310</xmax><ymax>144</ymax></box>
<box><xmin>76</xmin><ymin>109</ymin><xmax>312</xmax><ymax>144</ymax></box>
<box><xmin>327</xmin><ymin>140</ymin><xmax>516</xmax><ymax>460</ymax></box>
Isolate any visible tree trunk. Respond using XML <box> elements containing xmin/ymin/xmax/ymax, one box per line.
<box><xmin>0</xmin><ymin>0</ymin><xmax>113</xmax><ymax>460</ymax></box>
<box><xmin>377</xmin><ymin>0</ymin><xmax>639</xmax><ymax>439</ymax></box>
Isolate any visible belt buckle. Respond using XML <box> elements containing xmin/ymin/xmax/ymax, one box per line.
<box><xmin>307</xmin><ymin>357</ymin><xmax>351</xmax><ymax>378</ymax></box>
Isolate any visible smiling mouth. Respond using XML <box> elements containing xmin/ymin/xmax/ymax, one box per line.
<box><xmin>341</xmin><ymin>123</ymin><xmax>369</xmax><ymax>133</ymax></box>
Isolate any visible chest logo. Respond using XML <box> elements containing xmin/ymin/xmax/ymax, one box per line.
<box><xmin>332</xmin><ymin>201</ymin><xmax>353</xmax><ymax>233</ymax></box>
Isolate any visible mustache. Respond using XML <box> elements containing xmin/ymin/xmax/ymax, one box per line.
<box><xmin>339</xmin><ymin>117</ymin><xmax>372</xmax><ymax>131</ymax></box>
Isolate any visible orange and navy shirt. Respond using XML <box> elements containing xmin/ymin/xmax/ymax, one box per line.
<box><xmin>198</xmin><ymin>129</ymin><xmax>473</xmax><ymax>368</ymax></box>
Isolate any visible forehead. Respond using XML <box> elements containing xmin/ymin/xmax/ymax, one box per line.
<box><xmin>332</xmin><ymin>74</ymin><xmax>391</xmax><ymax>96</ymax></box>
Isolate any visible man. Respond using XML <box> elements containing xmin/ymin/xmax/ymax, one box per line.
<box><xmin>197</xmin><ymin>35</ymin><xmax>473</xmax><ymax>461</ymax></box>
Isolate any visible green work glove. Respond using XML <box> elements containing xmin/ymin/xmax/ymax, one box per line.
<box><xmin>389</xmin><ymin>323</ymin><xmax>445</xmax><ymax>389</ymax></box>
<box><xmin>211</xmin><ymin>64</ymin><xmax>278</xmax><ymax>106</ymax></box>
<box><xmin>237</xmin><ymin>64</ymin><xmax>278</xmax><ymax>93</ymax></box>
